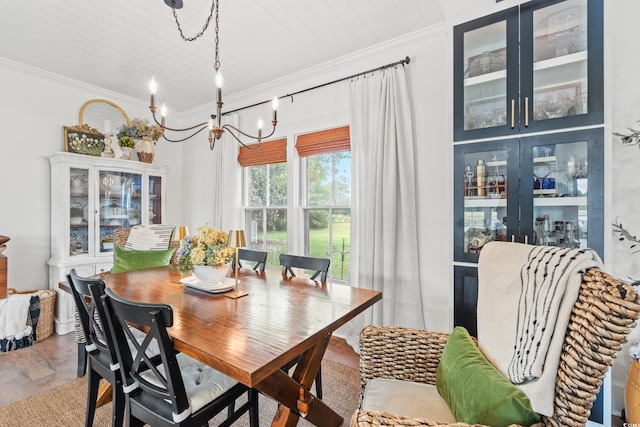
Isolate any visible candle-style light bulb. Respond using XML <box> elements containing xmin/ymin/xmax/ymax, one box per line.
<box><xmin>149</xmin><ymin>76</ymin><xmax>157</xmax><ymax>108</ymax></box>
<box><xmin>215</xmin><ymin>69</ymin><xmax>223</xmax><ymax>103</ymax></box>
<box><xmin>271</xmin><ymin>96</ymin><xmax>278</xmax><ymax>123</ymax></box>
<box><xmin>160</xmin><ymin>103</ymin><xmax>167</xmax><ymax>127</ymax></box>
<box><xmin>208</xmin><ymin>119</ymin><xmax>214</xmax><ymax>140</ymax></box>
<box><xmin>257</xmin><ymin>119</ymin><xmax>263</xmax><ymax>140</ymax></box>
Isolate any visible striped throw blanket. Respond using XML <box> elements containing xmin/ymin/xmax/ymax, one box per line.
<box><xmin>477</xmin><ymin>242</ymin><xmax>602</xmax><ymax>416</ymax></box>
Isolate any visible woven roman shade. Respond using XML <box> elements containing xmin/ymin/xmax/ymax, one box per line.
<box><xmin>295</xmin><ymin>126</ymin><xmax>350</xmax><ymax>157</ymax></box>
<box><xmin>238</xmin><ymin>138</ymin><xmax>287</xmax><ymax>167</ymax></box>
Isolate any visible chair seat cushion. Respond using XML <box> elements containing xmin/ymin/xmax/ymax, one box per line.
<box><xmin>436</xmin><ymin>327</ymin><xmax>541</xmax><ymax>427</ymax></box>
<box><xmin>362</xmin><ymin>378</ymin><xmax>456</xmax><ymax>423</ymax></box>
<box><xmin>140</xmin><ymin>353</ymin><xmax>238</xmax><ymax>414</ymax></box>
<box><xmin>111</xmin><ymin>246</ymin><xmax>175</xmax><ymax>274</ymax></box>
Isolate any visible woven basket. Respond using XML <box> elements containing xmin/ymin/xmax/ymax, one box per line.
<box><xmin>7</xmin><ymin>288</ymin><xmax>56</xmax><ymax>340</ymax></box>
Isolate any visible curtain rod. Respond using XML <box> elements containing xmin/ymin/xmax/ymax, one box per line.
<box><xmin>222</xmin><ymin>56</ymin><xmax>410</xmax><ymax>117</ymax></box>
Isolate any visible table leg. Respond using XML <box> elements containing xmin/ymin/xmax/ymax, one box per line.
<box><xmin>96</xmin><ymin>381</ymin><xmax>113</xmax><ymax>407</ymax></box>
<box><xmin>256</xmin><ymin>334</ymin><xmax>341</xmax><ymax>427</ymax></box>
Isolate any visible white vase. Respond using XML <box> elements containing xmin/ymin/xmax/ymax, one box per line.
<box><xmin>120</xmin><ymin>146</ymin><xmax>133</xmax><ymax>160</ymax></box>
<box><xmin>192</xmin><ymin>264</ymin><xmax>230</xmax><ymax>284</ymax></box>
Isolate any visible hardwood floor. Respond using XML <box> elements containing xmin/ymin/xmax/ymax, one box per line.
<box><xmin>0</xmin><ymin>332</ymin><xmax>624</xmax><ymax>427</ymax></box>
<box><xmin>0</xmin><ymin>332</ymin><xmax>358</xmax><ymax>408</ymax></box>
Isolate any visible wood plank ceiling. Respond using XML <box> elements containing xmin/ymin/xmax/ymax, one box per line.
<box><xmin>0</xmin><ymin>0</ymin><xmax>444</xmax><ymax>112</ymax></box>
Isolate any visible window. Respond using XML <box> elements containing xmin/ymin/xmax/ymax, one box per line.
<box><xmin>297</xmin><ymin>126</ymin><xmax>351</xmax><ymax>282</ymax></box>
<box><xmin>240</xmin><ymin>139</ymin><xmax>287</xmax><ymax>270</ymax></box>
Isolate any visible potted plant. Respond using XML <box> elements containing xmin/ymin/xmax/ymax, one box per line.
<box><xmin>117</xmin><ymin>136</ymin><xmax>135</xmax><ymax>160</ymax></box>
<box><xmin>70</xmin><ymin>206</ymin><xmax>84</xmax><ymax>225</ymax></box>
<box><xmin>117</xmin><ymin>118</ymin><xmax>162</xmax><ymax>163</ymax></box>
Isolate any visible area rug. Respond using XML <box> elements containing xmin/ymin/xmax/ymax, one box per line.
<box><xmin>0</xmin><ymin>359</ymin><xmax>359</xmax><ymax>426</ymax></box>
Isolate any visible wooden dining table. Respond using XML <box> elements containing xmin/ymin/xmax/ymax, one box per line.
<box><xmin>65</xmin><ymin>265</ymin><xmax>381</xmax><ymax>427</ymax></box>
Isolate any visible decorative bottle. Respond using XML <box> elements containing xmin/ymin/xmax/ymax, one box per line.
<box><xmin>476</xmin><ymin>159</ymin><xmax>487</xmax><ymax>196</ymax></box>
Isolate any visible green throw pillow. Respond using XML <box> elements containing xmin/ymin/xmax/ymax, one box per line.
<box><xmin>435</xmin><ymin>327</ymin><xmax>541</xmax><ymax>427</ymax></box>
<box><xmin>111</xmin><ymin>246</ymin><xmax>175</xmax><ymax>274</ymax></box>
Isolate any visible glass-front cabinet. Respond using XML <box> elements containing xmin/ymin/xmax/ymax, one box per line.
<box><xmin>48</xmin><ymin>152</ymin><xmax>168</xmax><ymax>334</ymax></box>
<box><xmin>454</xmin><ymin>128</ymin><xmax>603</xmax><ymax>263</ymax></box>
<box><xmin>454</xmin><ymin>0</ymin><xmax>603</xmax><ymax>141</ymax></box>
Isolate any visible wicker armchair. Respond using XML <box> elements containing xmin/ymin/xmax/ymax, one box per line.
<box><xmin>351</xmin><ymin>268</ymin><xmax>640</xmax><ymax>427</ymax></box>
<box><xmin>75</xmin><ymin>227</ymin><xmax>180</xmax><ymax>376</ymax></box>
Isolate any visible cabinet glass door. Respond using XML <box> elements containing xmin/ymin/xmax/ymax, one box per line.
<box><xmin>454</xmin><ymin>7</ymin><xmax>519</xmax><ymax>141</ymax></box>
<box><xmin>149</xmin><ymin>175</ymin><xmax>162</xmax><ymax>224</ymax></box>
<box><xmin>98</xmin><ymin>170</ymin><xmax>142</xmax><ymax>254</ymax></box>
<box><xmin>454</xmin><ymin>140</ymin><xmax>519</xmax><ymax>262</ymax></box>
<box><xmin>70</xmin><ymin>167</ymin><xmax>89</xmax><ymax>256</ymax></box>
<box><xmin>520</xmin><ymin>128</ymin><xmax>603</xmax><ymax>256</ymax></box>
<box><xmin>520</xmin><ymin>0</ymin><xmax>603</xmax><ymax>132</ymax></box>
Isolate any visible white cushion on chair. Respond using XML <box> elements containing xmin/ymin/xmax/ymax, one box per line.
<box><xmin>140</xmin><ymin>352</ymin><xmax>238</xmax><ymax>414</ymax></box>
<box><xmin>362</xmin><ymin>378</ymin><xmax>456</xmax><ymax>423</ymax></box>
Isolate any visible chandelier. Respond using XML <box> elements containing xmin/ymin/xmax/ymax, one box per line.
<box><xmin>149</xmin><ymin>0</ymin><xmax>278</xmax><ymax>150</ymax></box>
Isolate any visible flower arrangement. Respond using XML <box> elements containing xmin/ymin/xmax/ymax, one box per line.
<box><xmin>614</xmin><ymin>120</ymin><xmax>640</xmax><ymax>147</ymax></box>
<box><xmin>117</xmin><ymin>118</ymin><xmax>162</xmax><ymax>141</ymax></box>
<box><xmin>176</xmin><ymin>223</ymin><xmax>234</xmax><ymax>274</ymax></box>
<box><xmin>68</xmin><ymin>132</ymin><xmax>105</xmax><ymax>156</ymax></box>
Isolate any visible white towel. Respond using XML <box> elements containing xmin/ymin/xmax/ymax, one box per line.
<box><xmin>477</xmin><ymin>242</ymin><xmax>602</xmax><ymax>416</ymax></box>
<box><xmin>0</xmin><ymin>293</ymin><xmax>35</xmax><ymax>341</ymax></box>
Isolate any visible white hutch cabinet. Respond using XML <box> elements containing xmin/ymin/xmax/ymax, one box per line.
<box><xmin>47</xmin><ymin>152</ymin><xmax>168</xmax><ymax>334</ymax></box>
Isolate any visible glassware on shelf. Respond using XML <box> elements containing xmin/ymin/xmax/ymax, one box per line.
<box><xmin>535</xmin><ymin>217</ymin><xmax>546</xmax><ymax>245</ymax></box>
<box><xmin>543</xmin><ymin>215</ymin><xmax>552</xmax><ymax>246</ymax></box>
<box><xmin>563</xmin><ymin>221</ymin><xmax>580</xmax><ymax>248</ymax></box>
<box><xmin>553</xmin><ymin>221</ymin><xmax>565</xmax><ymax>246</ymax></box>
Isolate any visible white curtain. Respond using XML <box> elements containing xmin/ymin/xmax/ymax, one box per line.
<box><xmin>211</xmin><ymin>113</ymin><xmax>242</xmax><ymax>231</ymax></box>
<box><xmin>344</xmin><ymin>65</ymin><xmax>425</xmax><ymax>351</ymax></box>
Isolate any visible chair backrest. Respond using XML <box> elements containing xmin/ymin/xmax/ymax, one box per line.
<box><xmin>113</xmin><ymin>227</ymin><xmax>180</xmax><ymax>265</ymax></box>
<box><xmin>66</xmin><ymin>269</ymin><xmax>118</xmax><ymax>366</ymax></box>
<box><xmin>101</xmin><ymin>288</ymin><xmax>190</xmax><ymax>421</ymax></box>
<box><xmin>279</xmin><ymin>254</ymin><xmax>330</xmax><ymax>282</ymax></box>
<box><xmin>232</xmin><ymin>248</ymin><xmax>268</xmax><ymax>272</ymax></box>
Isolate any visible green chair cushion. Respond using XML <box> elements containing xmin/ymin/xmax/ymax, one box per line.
<box><xmin>111</xmin><ymin>246</ymin><xmax>175</xmax><ymax>274</ymax></box>
<box><xmin>436</xmin><ymin>326</ymin><xmax>541</xmax><ymax>427</ymax></box>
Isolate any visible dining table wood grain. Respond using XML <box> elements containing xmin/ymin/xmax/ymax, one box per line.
<box><xmin>62</xmin><ymin>265</ymin><xmax>381</xmax><ymax>426</ymax></box>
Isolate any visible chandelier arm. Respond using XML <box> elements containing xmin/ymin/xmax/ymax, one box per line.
<box><xmin>221</xmin><ymin>129</ymin><xmax>261</xmax><ymax>150</ymax></box>
<box><xmin>161</xmin><ymin>126</ymin><xmax>210</xmax><ymax>143</ymax></box>
<box><xmin>150</xmin><ymin>112</ymin><xmax>210</xmax><ymax>132</ymax></box>
<box><xmin>222</xmin><ymin>123</ymin><xmax>276</xmax><ymax>142</ymax></box>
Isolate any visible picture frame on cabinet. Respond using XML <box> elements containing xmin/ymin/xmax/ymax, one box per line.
<box><xmin>63</xmin><ymin>124</ymin><xmax>105</xmax><ymax>156</ymax></box>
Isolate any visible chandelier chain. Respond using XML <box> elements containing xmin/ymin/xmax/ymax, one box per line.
<box><xmin>171</xmin><ymin>0</ymin><xmax>216</xmax><ymax>42</ymax></box>
<box><xmin>214</xmin><ymin>0</ymin><xmax>220</xmax><ymax>70</ymax></box>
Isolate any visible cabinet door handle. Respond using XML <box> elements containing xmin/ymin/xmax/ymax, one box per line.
<box><xmin>511</xmin><ymin>99</ymin><xmax>515</xmax><ymax>128</ymax></box>
<box><xmin>525</xmin><ymin>96</ymin><xmax>529</xmax><ymax>127</ymax></box>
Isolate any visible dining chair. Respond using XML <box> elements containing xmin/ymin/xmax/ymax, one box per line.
<box><xmin>231</xmin><ymin>248</ymin><xmax>268</xmax><ymax>272</ymax></box>
<box><xmin>100</xmin><ymin>287</ymin><xmax>259</xmax><ymax>427</ymax></box>
<box><xmin>279</xmin><ymin>253</ymin><xmax>331</xmax><ymax>399</ymax></box>
<box><xmin>67</xmin><ymin>269</ymin><xmax>125</xmax><ymax>427</ymax></box>
<box><xmin>279</xmin><ymin>254</ymin><xmax>330</xmax><ymax>282</ymax></box>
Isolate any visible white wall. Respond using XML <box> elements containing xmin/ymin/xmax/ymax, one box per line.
<box><xmin>0</xmin><ymin>59</ymin><xmax>182</xmax><ymax>292</ymax></box>
<box><xmin>607</xmin><ymin>0</ymin><xmax>640</xmax><ymax>415</ymax></box>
